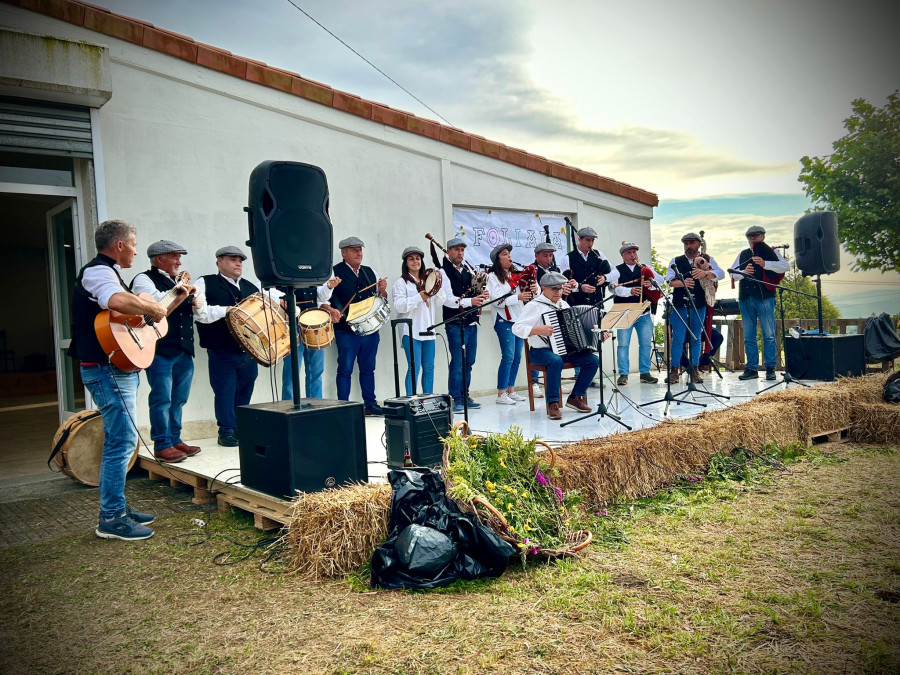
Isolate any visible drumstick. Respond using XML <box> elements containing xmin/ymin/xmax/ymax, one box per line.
<box><xmin>339</xmin><ymin>277</ymin><xmax>388</xmax><ymax>317</ymax></box>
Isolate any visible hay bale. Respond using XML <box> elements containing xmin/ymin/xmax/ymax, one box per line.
<box><xmin>840</xmin><ymin>372</ymin><xmax>893</xmax><ymax>405</ymax></box>
<box><xmin>757</xmin><ymin>383</ymin><xmax>853</xmax><ymax>440</ymax></box>
<box><xmin>284</xmin><ymin>482</ymin><xmax>391</xmax><ymax>580</ymax></box>
<box><xmin>849</xmin><ymin>401</ymin><xmax>900</xmax><ymax>445</ymax></box>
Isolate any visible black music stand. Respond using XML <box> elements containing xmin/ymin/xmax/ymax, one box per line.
<box><xmin>599</xmin><ymin>304</ymin><xmax>658</xmax><ymax>419</ymax></box>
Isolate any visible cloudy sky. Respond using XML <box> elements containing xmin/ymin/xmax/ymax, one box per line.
<box><xmin>95</xmin><ymin>0</ymin><xmax>899</xmax><ymax>314</ymax></box>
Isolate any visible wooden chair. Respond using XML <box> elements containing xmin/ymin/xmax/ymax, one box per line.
<box><xmin>523</xmin><ymin>342</ymin><xmax>576</xmax><ymax>411</ymax></box>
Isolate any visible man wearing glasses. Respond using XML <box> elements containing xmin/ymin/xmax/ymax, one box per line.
<box><xmin>512</xmin><ymin>272</ymin><xmax>599</xmax><ymax>420</ymax></box>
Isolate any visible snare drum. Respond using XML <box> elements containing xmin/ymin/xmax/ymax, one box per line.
<box><xmin>421</xmin><ymin>268</ymin><xmax>443</xmax><ymax>298</ymax></box>
<box><xmin>50</xmin><ymin>410</ymin><xmax>139</xmax><ymax>486</ymax></box>
<box><xmin>297</xmin><ymin>307</ymin><xmax>334</xmax><ymax>350</ymax></box>
<box><xmin>226</xmin><ymin>293</ymin><xmax>290</xmax><ymax>366</ymax></box>
<box><xmin>346</xmin><ymin>295</ymin><xmax>391</xmax><ymax>336</ymax></box>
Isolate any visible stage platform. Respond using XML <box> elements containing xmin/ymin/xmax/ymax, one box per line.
<box><xmin>135</xmin><ymin>367</ymin><xmax>818</xmax><ymax>528</ymax></box>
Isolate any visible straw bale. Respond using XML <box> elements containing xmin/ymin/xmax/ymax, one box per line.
<box><xmin>757</xmin><ymin>383</ymin><xmax>853</xmax><ymax>440</ymax></box>
<box><xmin>849</xmin><ymin>401</ymin><xmax>900</xmax><ymax>445</ymax></box>
<box><xmin>839</xmin><ymin>372</ymin><xmax>893</xmax><ymax>405</ymax></box>
<box><xmin>284</xmin><ymin>482</ymin><xmax>391</xmax><ymax>580</ymax></box>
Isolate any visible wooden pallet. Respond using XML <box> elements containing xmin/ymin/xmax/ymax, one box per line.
<box><xmin>807</xmin><ymin>427</ymin><xmax>850</xmax><ymax>447</ymax></box>
<box><xmin>216</xmin><ymin>484</ymin><xmax>292</xmax><ymax>531</ymax></box>
<box><xmin>137</xmin><ymin>456</ymin><xmax>215</xmax><ymax>504</ymax></box>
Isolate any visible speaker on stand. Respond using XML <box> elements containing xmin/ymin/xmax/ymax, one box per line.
<box><xmin>793</xmin><ymin>211</ymin><xmax>840</xmax><ymax>334</ymax></box>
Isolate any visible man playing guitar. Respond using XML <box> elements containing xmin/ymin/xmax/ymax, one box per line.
<box><xmin>70</xmin><ymin>220</ymin><xmax>166</xmax><ymax>541</ymax></box>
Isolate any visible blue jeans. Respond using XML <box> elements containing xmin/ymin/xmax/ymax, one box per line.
<box><xmin>494</xmin><ymin>319</ymin><xmax>523</xmax><ymax>390</ymax></box>
<box><xmin>402</xmin><ymin>335</ymin><xmax>436</xmax><ymax>395</ymax></box>
<box><xmin>207</xmin><ymin>349</ymin><xmax>258</xmax><ymax>435</ymax></box>
<box><xmin>670</xmin><ymin>305</ymin><xmax>707</xmax><ymax>368</ymax></box>
<box><xmin>739</xmin><ymin>295</ymin><xmax>777</xmax><ymax>369</ymax></box>
<box><xmin>81</xmin><ymin>365</ymin><xmax>139</xmax><ymax>519</ymax></box>
<box><xmin>528</xmin><ymin>348</ymin><xmax>598</xmax><ymax>403</ymax></box>
<box><xmin>335</xmin><ymin>330</ymin><xmax>380</xmax><ymax>406</ymax></box>
<box><xmin>281</xmin><ymin>344</ymin><xmax>325</xmax><ymax>399</ymax></box>
<box><xmin>145</xmin><ymin>350</ymin><xmax>194</xmax><ymax>451</ymax></box>
<box><xmin>446</xmin><ymin>322</ymin><xmax>479</xmax><ymax>401</ymax></box>
<box><xmin>617</xmin><ymin>312</ymin><xmax>653</xmax><ymax>375</ymax></box>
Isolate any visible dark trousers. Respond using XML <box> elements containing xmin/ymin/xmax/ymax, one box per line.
<box><xmin>335</xmin><ymin>329</ymin><xmax>379</xmax><ymax>407</ymax></box>
<box><xmin>207</xmin><ymin>349</ymin><xmax>258</xmax><ymax>435</ymax></box>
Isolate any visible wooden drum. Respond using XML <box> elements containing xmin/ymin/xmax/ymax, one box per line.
<box><xmin>297</xmin><ymin>307</ymin><xmax>334</xmax><ymax>350</ymax></box>
<box><xmin>225</xmin><ymin>292</ymin><xmax>290</xmax><ymax>366</ymax></box>
<box><xmin>50</xmin><ymin>410</ymin><xmax>139</xmax><ymax>487</ymax></box>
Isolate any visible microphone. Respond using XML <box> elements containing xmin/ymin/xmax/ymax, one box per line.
<box><xmin>418</xmin><ymin>330</ymin><xmax>435</xmax><ymax>337</ymax></box>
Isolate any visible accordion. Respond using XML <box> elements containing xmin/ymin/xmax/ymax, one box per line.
<box><xmin>540</xmin><ymin>305</ymin><xmax>599</xmax><ymax>356</ymax></box>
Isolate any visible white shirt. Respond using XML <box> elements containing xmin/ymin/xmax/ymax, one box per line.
<box><xmin>440</xmin><ymin>264</ymin><xmax>475</xmax><ymax>309</ymax></box>
<box><xmin>613</xmin><ymin>264</ymin><xmax>665</xmax><ymax>298</ymax></box>
<box><xmin>664</xmin><ymin>255</ymin><xmax>725</xmax><ymax>283</ymax></box>
<box><xmin>729</xmin><ymin>249</ymin><xmax>790</xmax><ymax>282</ymax></box>
<box><xmin>392</xmin><ymin>276</ymin><xmax>446</xmax><ymax>341</ymax></box>
<box><xmin>487</xmin><ymin>271</ymin><xmax>525</xmax><ymax>322</ymax></box>
<box><xmin>81</xmin><ymin>263</ymin><xmax>128</xmax><ymax>309</ymax></box>
<box><xmin>266</xmin><ymin>273</ymin><xmax>336</xmax><ymax>310</ymax></box>
<box><xmin>192</xmin><ymin>274</ymin><xmax>264</xmax><ymax>324</ymax></box>
<box><xmin>512</xmin><ymin>294</ymin><xmax>569</xmax><ymax>349</ymax></box>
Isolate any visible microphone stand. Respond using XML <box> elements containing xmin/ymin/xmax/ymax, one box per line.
<box><xmin>669</xmin><ymin>264</ymin><xmax>729</xmax><ymax>403</ymax></box>
<box><xmin>427</xmin><ymin>289</ymin><xmax>516</xmax><ymax>424</ymax></box>
<box><xmin>639</xmin><ymin>279</ymin><xmax>706</xmax><ymax>416</ymax></box>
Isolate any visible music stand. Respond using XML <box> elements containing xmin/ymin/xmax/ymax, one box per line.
<box><xmin>601</xmin><ymin>303</ymin><xmax>657</xmax><ymax>417</ymax></box>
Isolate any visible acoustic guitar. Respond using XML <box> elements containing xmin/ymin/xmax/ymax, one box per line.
<box><xmin>94</xmin><ymin>271</ymin><xmax>192</xmax><ymax>373</ymax></box>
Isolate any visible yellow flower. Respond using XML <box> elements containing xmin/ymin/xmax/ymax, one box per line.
<box><xmin>523</xmin><ymin>524</ymin><xmax>531</xmax><ymax>531</ymax></box>
<box><xmin>521</xmin><ymin>490</ymin><xmax>530</xmax><ymax>498</ymax></box>
<box><xmin>485</xmin><ymin>480</ymin><xmax>496</xmax><ymax>492</ymax></box>
<box><xmin>499</xmin><ymin>458</ymin><xmax>506</xmax><ymax>468</ymax></box>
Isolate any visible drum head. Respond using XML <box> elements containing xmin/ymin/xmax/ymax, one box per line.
<box><xmin>424</xmin><ymin>271</ymin><xmax>438</xmax><ymax>293</ymax></box>
<box><xmin>299</xmin><ymin>308</ymin><xmax>330</xmax><ymax>326</ymax></box>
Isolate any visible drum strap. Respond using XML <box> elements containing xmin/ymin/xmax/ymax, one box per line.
<box><xmin>47</xmin><ymin>411</ymin><xmax>102</xmax><ymax>470</ymax></box>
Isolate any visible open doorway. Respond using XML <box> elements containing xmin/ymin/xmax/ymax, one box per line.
<box><xmin>0</xmin><ymin>192</ymin><xmax>85</xmax><ymax>479</ymax></box>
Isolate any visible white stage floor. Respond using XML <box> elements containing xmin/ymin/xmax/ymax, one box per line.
<box><xmin>140</xmin><ymin>367</ymin><xmax>816</xmax><ymax>489</ymax></box>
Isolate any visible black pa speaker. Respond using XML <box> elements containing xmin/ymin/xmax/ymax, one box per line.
<box><xmin>382</xmin><ymin>394</ymin><xmax>453</xmax><ymax>469</ymax></box>
<box><xmin>245</xmin><ymin>160</ymin><xmax>333</xmax><ymax>288</ymax></box>
<box><xmin>793</xmin><ymin>211</ymin><xmax>840</xmax><ymax>277</ymax></box>
<box><xmin>236</xmin><ymin>399</ymin><xmax>367</xmax><ymax>499</ymax></box>
<box><xmin>784</xmin><ymin>334</ymin><xmax>865</xmax><ymax>381</ymax></box>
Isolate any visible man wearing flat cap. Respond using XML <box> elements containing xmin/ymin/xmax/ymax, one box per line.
<box><xmin>329</xmin><ymin>237</ymin><xmax>388</xmax><ymax>416</ymax></box>
<box><xmin>528</xmin><ymin>241</ymin><xmax>573</xmax><ymax>399</ymax></box>
<box><xmin>665</xmin><ymin>233</ymin><xmax>725</xmax><ymax>384</ymax></box>
<box><xmin>131</xmin><ymin>240</ymin><xmax>201</xmax><ymax>463</ymax></box>
<box><xmin>193</xmin><ymin>246</ymin><xmax>261</xmax><ymax>447</ymax></box>
<box><xmin>440</xmin><ymin>236</ymin><xmax>490</xmax><ymax>413</ymax></box>
<box><xmin>565</xmin><ymin>226</ymin><xmax>613</xmax><ymax>307</ymax></box>
<box><xmin>612</xmin><ymin>242</ymin><xmax>664</xmax><ymax>385</ymax></box>
<box><xmin>730</xmin><ymin>225</ymin><xmax>790</xmax><ymax>381</ymax></box>
<box><xmin>512</xmin><ymin>272</ymin><xmax>599</xmax><ymax>420</ymax></box>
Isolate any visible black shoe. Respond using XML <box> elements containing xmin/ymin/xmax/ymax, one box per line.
<box><xmin>365</xmin><ymin>405</ymin><xmax>385</xmax><ymax>416</ymax></box>
<box><xmin>125</xmin><ymin>506</ymin><xmax>155</xmax><ymax>525</ymax></box>
<box><xmin>95</xmin><ymin>512</ymin><xmax>154</xmax><ymax>541</ymax></box>
<box><xmin>217</xmin><ymin>433</ymin><xmax>239</xmax><ymax>447</ymax></box>
<box><xmin>766</xmin><ymin>367</ymin><xmax>777</xmax><ymax>381</ymax></box>
<box><xmin>738</xmin><ymin>369</ymin><xmax>759</xmax><ymax>380</ymax></box>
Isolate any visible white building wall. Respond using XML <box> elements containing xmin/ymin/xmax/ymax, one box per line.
<box><xmin>1</xmin><ymin>6</ymin><xmax>654</xmax><ymax>434</ymax></box>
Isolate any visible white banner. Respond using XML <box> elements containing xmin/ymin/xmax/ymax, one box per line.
<box><xmin>451</xmin><ymin>208</ymin><xmax>570</xmax><ymax>273</ymax></box>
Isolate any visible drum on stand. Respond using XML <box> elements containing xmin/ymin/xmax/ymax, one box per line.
<box><xmin>347</xmin><ymin>295</ymin><xmax>391</xmax><ymax>336</ymax></box>
<box><xmin>226</xmin><ymin>292</ymin><xmax>290</xmax><ymax>366</ymax></box>
<box><xmin>50</xmin><ymin>410</ymin><xmax>139</xmax><ymax>487</ymax></box>
<box><xmin>297</xmin><ymin>307</ymin><xmax>334</xmax><ymax>350</ymax></box>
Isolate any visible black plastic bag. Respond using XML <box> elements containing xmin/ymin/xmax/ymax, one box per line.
<box><xmin>884</xmin><ymin>369</ymin><xmax>900</xmax><ymax>403</ymax></box>
<box><xmin>370</xmin><ymin>468</ymin><xmax>516</xmax><ymax>590</ymax></box>
<box><xmin>865</xmin><ymin>313</ymin><xmax>900</xmax><ymax>363</ymax></box>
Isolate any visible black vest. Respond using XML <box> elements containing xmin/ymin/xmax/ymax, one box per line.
<box><xmin>441</xmin><ymin>259</ymin><xmax>479</xmax><ymax>326</ymax></box>
<box><xmin>671</xmin><ymin>255</ymin><xmax>706</xmax><ymax>308</ymax></box>
<box><xmin>196</xmin><ymin>274</ymin><xmax>259</xmax><ymax>352</ymax></box>
<box><xmin>69</xmin><ymin>255</ymin><xmax>132</xmax><ymax>363</ymax></box>
<box><xmin>331</xmin><ymin>262</ymin><xmax>377</xmax><ymax>332</ymax></box>
<box><xmin>565</xmin><ymin>249</ymin><xmax>610</xmax><ymax>306</ymax></box>
<box><xmin>532</xmin><ymin>260</ymin><xmax>560</xmax><ymax>285</ymax></box>
<box><xmin>736</xmin><ymin>246</ymin><xmax>779</xmax><ymax>301</ymax></box>
<box><xmin>135</xmin><ymin>268</ymin><xmax>195</xmax><ymax>358</ymax></box>
<box><xmin>613</xmin><ymin>263</ymin><xmax>642</xmax><ymax>305</ymax></box>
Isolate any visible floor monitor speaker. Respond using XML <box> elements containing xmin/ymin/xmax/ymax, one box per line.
<box><xmin>784</xmin><ymin>334</ymin><xmax>865</xmax><ymax>381</ymax></box>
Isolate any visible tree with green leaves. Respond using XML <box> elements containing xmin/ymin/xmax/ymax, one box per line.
<box><xmin>799</xmin><ymin>91</ymin><xmax>900</xmax><ymax>272</ymax></box>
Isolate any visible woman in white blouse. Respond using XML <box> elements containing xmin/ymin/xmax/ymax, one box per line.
<box><xmin>486</xmin><ymin>243</ymin><xmax>535</xmax><ymax>405</ymax></box>
<box><xmin>392</xmin><ymin>246</ymin><xmax>446</xmax><ymax>395</ymax></box>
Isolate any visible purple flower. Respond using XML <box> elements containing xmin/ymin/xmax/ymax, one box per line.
<box><xmin>527</xmin><ymin>546</ymin><xmax>541</xmax><ymax>555</ymax></box>
<box><xmin>594</xmin><ymin>509</ymin><xmax>609</xmax><ymax>517</ymax></box>
<box><xmin>555</xmin><ymin>487</ymin><xmax>564</xmax><ymax>503</ymax></box>
<box><xmin>534</xmin><ymin>469</ymin><xmax>549</xmax><ymax>487</ymax></box>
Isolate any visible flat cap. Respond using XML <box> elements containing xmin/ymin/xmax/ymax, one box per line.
<box><xmin>577</xmin><ymin>226</ymin><xmax>598</xmax><ymax>239</ymax></box>
<box><xmin>540</xmin><ymin>271</ymin><xmax>568</xmax><ymax>288</ymax></box>
<box><xmin>680</xmin><ymin>232</ymin><xmax>702</xmax><ymax>242</ymax></box>
<box><xmin>147</xmin><ymin>240</ymin><xmax>187</xmax><ymax>257</ymax></box>
<box><xmin>338</xmin><ymin>236</ymin><xmax>365</xmax><ymax>249</ymax></box>
<box><xmin>534</xmin><ymin>242</ymin><xmax>556</xmax><ymax>254</ymax></box>
<box><xmin>745</xmin><ymin>225</ymin><xmax>766</xmax><ymax>236</ymax></box>
<box><xmin>215</xmin><ymin>245</ymin><xmax>247</xmax><ymax>260</ymax></box>
<box><xmin>619</xmin><ymin>242</ymin><xmax>639</xmax><ymax>255</ymax></box>
<box><xmin>401</xmin><ymin>245</ymin><xmax>424</xmax><ymax>260</ymax></box>
<box><xmin>489</xmin><ymin>243</ymin><xmax>512</xmax><ymax>264</ymax></box>
<box><xmin>446</xmin><ymin>237</ymin><xmax>467</xmax><ymax>249</ymax></box>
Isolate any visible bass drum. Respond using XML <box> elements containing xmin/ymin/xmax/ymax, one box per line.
<box><xmin>297</xmin><ymin>307</ymin><xmax>334</xmax><ymax>350</ymax></box>
<box><xmin>226</xmin><ymin>292</ymin><xmax>290</xmax><ymax>366</ymax></box>
<box><xmin>50</xmin><ymin>410</ymin><xmax>139</xmax><ymax>487</ymax></box>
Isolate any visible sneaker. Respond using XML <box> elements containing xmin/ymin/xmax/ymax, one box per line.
<box><xmin>217</xmin><ymin>433</ymin><xmax>239</xmax><ymax>447</ymax></box>
<box><xmin>565</xmin><ymin>395</ymin><xmax>591</xmax><ymax>412</ymax></box>
<box><xmin>766</xmin><ymin>367</ymin><xmax>777</xmax><ymax>381</ymax></box>
<box><xmin>173</xmin><ymin>442</ymin><xmax>201</xmax><ymax>457</ymax></box>
<box><xmin>508</xmin><ymin>391</ymin><xmax>527</xmax><ymax>402</ymax></box>
<box><xmin>531</xmin><ymin>383</ymin><xmax>544</xmax><ymax>399</ymax></box>
<box><xmin>616</xmin><ymin>375</ymin><xmax>628</xmax><ymax>386</ymax></box>
<box><xmin>452</xmin><ymin>401</ymin><xmax>465</xmax><ymax>413</ymax></box>
<box><xmin>365</xmin><ymin>405</ymin><xmax>385</xmax><ymax>416</ymax></box>
<box><xmin>154</xmin><ymin>446</ymin><xmax>187</xmax><ymax>463</ymax></box>
<box><xmin>495</xmin><ymin>393</ymin><xmax>516</xmax><ymax>405</ymax></box>
<box><xmin>125</xmin><ymin>505</ymin><xmax>155</xmax><ymax>525</ymax></box>
<box><xmin>738</xmin><ymin>369</ymin><xmax>759</xmax><ymax>380</ymax></box>
<box><xmin>546</xmin><ymin>401</ymin><xmax>562</xmax><ymax>420</ymax></box>
<box><xmin>640</xmin><ymin>373</ymin><xmax>659</xmax><ymax>384</ymax></box>
<box><xmin>466</xmin><ymin>398</ymin><xmax>482</xmax><ymax>409</ymax></box>
<box><xmin>96</xmin><ymin>512</ymin><xmax>154</xmax><ymax>541</ymax></box>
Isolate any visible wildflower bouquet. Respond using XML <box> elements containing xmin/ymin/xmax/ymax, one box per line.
<box><xmin>442</xmin><ymin>422</ymin><xmax>591</xmax><ymax>560</ymax></box>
